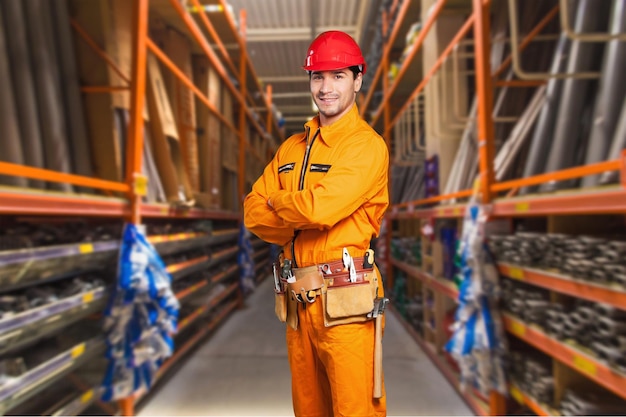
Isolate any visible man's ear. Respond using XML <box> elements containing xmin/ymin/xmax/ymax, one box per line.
<box><xmin>354</xmin><ymin>72</ymin><xmax>363</xmax><ymax>93</ymax></box>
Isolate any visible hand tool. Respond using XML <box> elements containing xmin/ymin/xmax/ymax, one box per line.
<box><xmin>342</xmin><ymin>248</ymin><xmax>357</xmax><ymax>282</ymax></box>
<box><xmin>368</xmin><ymin>297</ymin><xmax>389</xmax><ymax>398</ymax></box>
<box><xmin>363</xmin><ymin>249</ymin><xmax>374</xmax><ymax>269</ymax></box>
<box><xmin>272</xmin><ymin>263</ymin><xmax>282</xmax><ymax>292</ymax></box>
<box><xmin>349</xmin><ymin>257</ymin><xmax>356</xmax><ymax>283</ymax></box>
<box><xmin>342</xmin><ymin>248</ymin><xmax>350</xmax><ymax>271</ymax></box>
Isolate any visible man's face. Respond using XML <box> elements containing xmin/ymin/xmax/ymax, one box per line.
<box><xmin>310</xmin><ymin>69</ymin><xmax>362</xmax><ymax>126</ymax></box>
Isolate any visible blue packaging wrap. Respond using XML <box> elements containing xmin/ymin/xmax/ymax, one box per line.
<box><xmin>445</xmin><ymin>202</ymin><xmax>507</xmax><ymax>397</ymax></box>
<box><xmin>101</xmin><ymin>223</ymin><xmax>180</xmax><ymax>401</ymax></box>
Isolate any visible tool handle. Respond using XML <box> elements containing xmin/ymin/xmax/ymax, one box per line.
<box><xmin>373</xmin><ymin>314</ymin><xmax>383</xmax><ymax>398</ymax></box>
<box><xmin>364</xmin><ymin>249</ymin><xmax>375</xmax><ymax>269</ymax></box>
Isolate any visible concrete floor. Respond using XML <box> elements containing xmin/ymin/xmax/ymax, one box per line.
<box><xmin>138</xmin><ymin>277</ymin><xmax>473</xmax><ymax>416</ymax></box>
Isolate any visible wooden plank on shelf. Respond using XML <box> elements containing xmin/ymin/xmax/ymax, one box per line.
<box><xmin>503</xmin><ymin>314</ymin><xmax>626</xmax><ymax>401</ymax></box>
<box><xmin>159</xmin><ymin>27</ymin><xmax>200</xmax><ymax>193</ymax></box>
<box><xmin>146</xmin><ymin>53</ymin><xmax>195</xmax><ymax>205</ymax></box>
<box><xmin>498</xmin><ymin>263</ymin><xmax>626</xmax><ymax>310</ymax></box>
<box><xmin>193</xmin><ymin>56</ymin><xmax>222</xmax><ymax>209</ymax></box>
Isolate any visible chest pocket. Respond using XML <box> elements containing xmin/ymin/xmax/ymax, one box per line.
<box><xmin>307</xmin><ymin>163</ymin><xmax>331</xmax><ymax>186</ymax></box>
<box><xmin>309</xmin><ymin>163</ymin><xmax>331</xmax><ymax>173</ymax></box>
<box><xmin>278</xmin><ymin>162</ymin><xmax>296</xmax><ymax>189</ymax></box>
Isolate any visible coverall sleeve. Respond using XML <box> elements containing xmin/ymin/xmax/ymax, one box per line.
<box><xmin>243</xmin><ymin>154</ymin><xmax>295</xmax><ymax>246</ymax></box>
<box><xmin>269</xmin><ymin>135</ymin><xmax>388</xmax><ymax>230</ymax></box>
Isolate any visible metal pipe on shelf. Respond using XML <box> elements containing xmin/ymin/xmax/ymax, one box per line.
<box><xmin>492</xmin><ymin>4</ymin><xmax>560</xmax><ymax>79</ymax></box>
<box><xmin>559</xmin><ymin>0</ymin><xmax>626</xmax><ymax>41</ymax></box>
<box><xmin>506</xmin><ymin>0</ymin><xmax>600</xmax><ymax>80</ymax></box>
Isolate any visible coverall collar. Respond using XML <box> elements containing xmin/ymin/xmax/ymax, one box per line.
<box><xmin>303</xmin><ymin>103</ymin><xmax>360</xmax><ymax>147</ymax></box>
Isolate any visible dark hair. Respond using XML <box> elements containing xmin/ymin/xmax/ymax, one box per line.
<box><xmin>308</xmin><ymin>65</ymin><xmax>363</xmax><ymax>79</ymax></box>
<box><xmin>348</xmin><ymin>65</ymin><xmax>362</xmax><ymax>78</ymax></box>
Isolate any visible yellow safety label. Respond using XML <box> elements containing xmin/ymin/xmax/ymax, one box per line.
<box><xmin>510</xmin><ymin>385</ymin><xmax>524</xmax><ymax>404</ymax></box>
<box><xmin>134</xmin><ymin>175</ymin><xmax>148</xmax><ymax>196</ymax></box>
<box><xmin>71</xmin><ymin>343</ymin><xmax>86</xmax><ymax>358</ymax></box>
<box><xmin>508</xmin><ymin>267</ymin><xmax>525</xmax><ymax>280</ymax></box>
<box><xmin>514</xmin><ymin>202</ymin><xmax>530</xmax><ymax>213</ymax></box>
<box><xmin>510</xmin><ymin>320</ymin><xmax>526</xmax><ymax>338</ymax></box>
<box><xmin>79</xmin><ymin>243</ymin><xmax>94</xmax><ymax>254</ymax></box>
<box><xmin>573</xmin><ymin>355</ymin><xmax>597</xmax><ymax>376</ymax></box>
<box><xmin>82</xmin><ymin>292</ymin><xmax>95</xmax><ymax>303</ymax></box>
<box><xmin>81</xmin><ymin>390</ymin><xmax>94</xmax><ymax>404</ymax></box>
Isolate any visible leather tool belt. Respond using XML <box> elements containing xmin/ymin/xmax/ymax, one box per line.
<box><xmin>275</xmin><ymin>252</ymin><xmax>379</xmax><ymax>329</ymax></box>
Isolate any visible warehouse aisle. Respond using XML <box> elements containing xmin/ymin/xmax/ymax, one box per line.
<box><xmin>138</xmin><ymin>277</ymin><xmax>473</xmax><ymax>416</ymax></box>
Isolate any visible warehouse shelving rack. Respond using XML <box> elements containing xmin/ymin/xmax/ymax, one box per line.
<box><xmin>368</xmin><ymin>0</ymin><xmax>626</xmax><ymax>415</ymax></box>
<box><xmin>0</xmin><ymin>0</ymin><xmax>278</xmax><ymax>415</ymax></box>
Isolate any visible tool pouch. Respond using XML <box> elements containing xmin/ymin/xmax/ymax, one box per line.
<box><xmin>288</xmin><ymin>267</ymin><xmax>324</xmax><ymax>301</ymax></box>
<box><xmin>323</xmin><ymin>269</ymin><xmax>378</xmax><ymax>327</ymax></box>
<box><xmin>274</xmin><ymin>292</ymin><xmax>287</xmax><ymax>323</ymax></box>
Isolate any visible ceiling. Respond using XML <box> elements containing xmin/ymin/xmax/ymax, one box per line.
<box><xmin>223</xmin><ymin>0</ymin><xmax>384</xmax><ymax>137</ymax></box>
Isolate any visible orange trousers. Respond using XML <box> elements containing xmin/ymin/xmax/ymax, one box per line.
<box><xmin>286</xmin><ymin>298</ymin><xmax>386</xmax><ymax>417</ymax></box>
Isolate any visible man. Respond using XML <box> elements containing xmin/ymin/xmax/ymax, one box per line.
<box><xmin>243</xmin><ymin>30</ymin><xmax>389</xmax><ymax>417</ymax></box>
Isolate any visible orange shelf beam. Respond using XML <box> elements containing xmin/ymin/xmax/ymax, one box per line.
<box><xmin>0</xmin><ymin>162</ymin><xmax>129</xmax><ymax>193</ymax></box>
<box><xmin>175</xmin><ymin>281</ymin><xmax>209</xmax><ymax>301</ymax></box>
<box><xmin>509</xmin><ymin>383</ymin><xmax>555</xmax><ymax>416</ymax></box>
<box><xmin>389</xmin><ymin>185</ymin><xmax>626</xmax><ymax>219</ymax></box>
<box><xmin>141</xmin><ymin>204</ymin><xmax>240</xmax><ymax>220</ymax></box>
<box><xmin>166</xmin><ymin>255</ymin><xmax>210</xmax><ymax>275</ymax></box>
<box><xmin>391</xmin><ymin>259</ymin><xmax>459</xmax><ymax>300</ymax></box>
<box><xmin>0</xmin><ymin>191</ymin><xmax>127</xmax><ymax>217</ymax></box>
<box><xmin>211</xmin><ymin>264</ymin><xmax>239</xmax><ymax>284</ymax></box>
<box><xmin>177</xmin><ymin>305</ymin><xmax>208</xmax><ymax>332</ymax></box>
<box><xmin>147</xmin><ymin>232</ymin><xmax>207</xmax><ymax>244</ymax></box>
<box><xmin>491</xmin><ymin>187</ymin><xmax>626</xmax><ymax>216</ymax></box>
<box><xmin>503</xmin><ymin>314</ymin><xmax>626</xmax><ymax>401</ymax></box>
<box><xmin>498</xmin><ymin>263</ymin><xmax>626</xmax><ymax>310</ymax></box>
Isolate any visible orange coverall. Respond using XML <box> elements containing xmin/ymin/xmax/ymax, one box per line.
<box><xmin>243</xmin><ymin>103</ymin><xmax>389</xmax><ymax>416</ymax></box>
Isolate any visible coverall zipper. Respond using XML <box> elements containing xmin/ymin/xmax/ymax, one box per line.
<box><xmin>291</xmin><ymin>127</ymin><xmax>320</xmax><ymax>268</ymax></box>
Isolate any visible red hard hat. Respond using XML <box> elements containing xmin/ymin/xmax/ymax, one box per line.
<box><xmin>303</xmin><ymin>31</ymin><xmax>366</xmax><ymax>74</ymax></box>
